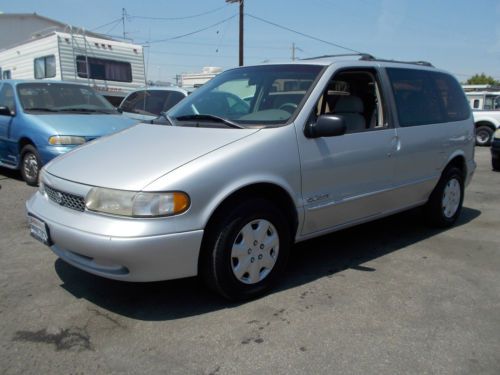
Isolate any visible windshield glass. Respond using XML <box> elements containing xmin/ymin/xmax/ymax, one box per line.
<box><xmin>17</xmin><ymin>83</ymin><xmax>116</xmax><ymax>113</ymax></box>
<box><xmin>168</xmin><ymin>64</ymin><xmax>323</xmax><ymax>127</ymax></box>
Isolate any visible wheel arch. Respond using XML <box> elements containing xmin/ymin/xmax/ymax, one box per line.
<box><xmin>198</xmin><ymin>182</ymin><xmax>299</xmax><ymax>271</ymax></box>
<box><xmin>18</xmin><ymin>137</ymin><xmax>36</xmax><ymax>153</ymax></box>
<box><xmin>475</xmin><ymin>120</ymin><xmax>496</xmax><ymax>131</ymax></box>
<box><xmin>444</xmin><ymin>153</ymin><xmax>467</xmax><ymax>181</ymax></box>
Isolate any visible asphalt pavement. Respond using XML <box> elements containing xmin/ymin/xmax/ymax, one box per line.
<box><xmin>0</xmin><ymin>147</ymin><xmax>499</xmax><ymax>374</ymax></box>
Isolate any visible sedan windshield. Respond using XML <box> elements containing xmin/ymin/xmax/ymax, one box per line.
<box><xmin>168</xmin><ymin>64</ymin><xmax>323</xmax><ymax>127</ymax></box>
<box><xmin>17</xmin><ymin>83</ymin><xmax>116</xmax><ymax>113</ymax></box>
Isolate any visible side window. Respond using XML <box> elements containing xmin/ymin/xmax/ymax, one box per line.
<box><xmin>315</xmin><ymin>70</ymin><xmax>386</xmax><ymax>133</ymax></box>
<box><xmin>120</xmin><ymin>91</ymin><xmax>145</xmax><ymax>113</ymax></box>
<box><xmin>76</xmin><ymin>55</ymin><xmax>132</xmax><ymax>82</ymax></box>
<box><xmin>387</xmin><ymin>68</ymin><xmax>469</xmax><ymax>127</ymax></box>
<box><xmin>473</xmin><ymin>99</ymin><xmax>480</xmax><ymax>109</ymax></box>
<box><xmin>0</xmin><ymin>83</ymin><xmax>16</xmax><ymax>112</ymax></box>
<box><xmin>163</xmin><ymin>91</ymin><xmax>186</xmax><ymax>112</ymax></box>
<box><xmin>34</xmin><ymin>55</ymin><xmax>56</xmax><ymax>79</ymax></box>
<box><xmin>2</xmin><ymin>70</ymin><xmax>11</xmax><ymax>80</ymax></box>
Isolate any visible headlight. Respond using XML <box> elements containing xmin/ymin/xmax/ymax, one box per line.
<box><xmin>38</xmin><ymin>168</ymin><xmax>47</xmax><ymax>196</ymax></box>
<box><xmin>85</xmin><ymin>188</ymin><xmax>190</xmax><ymax>217</ymax></box>
<box><xmin>48</xmin><ymin>135</ymin><xmax>86</xmax><ymax>145</ymax></box>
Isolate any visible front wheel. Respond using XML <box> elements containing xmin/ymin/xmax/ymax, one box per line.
<box><xmin>20</xmin><ymin>145</ymin><xmax>41</xmax><ymax>186</ymax></box>
<box><xmin>475</xmin><ymin>125</ymin><xmax>493</xmax><ymax>146</ymax></box>
<box><xmin>424</xmin><ymin>167</ymin><xmax>464</xmax><ymax>228</ymax></box>
<box><xmin>201</xmin><ymin>199</ymin><xmax>291</xmax><ymax>300</ymax></box>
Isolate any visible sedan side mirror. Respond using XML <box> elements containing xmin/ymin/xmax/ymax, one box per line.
<box><xmin>0</xmin><ymin>106</ymin><xmax>14</xmax><ymax>117</ymax></box>
<box><xmin>305</xmin><ymin>114</ymin><xmax>346</xmax><ymax>138</ymax></box>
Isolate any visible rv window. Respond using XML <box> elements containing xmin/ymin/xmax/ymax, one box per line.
<box><xmin>34</xmin><ymin>55</ymin><xmax>56</xmax><ymax>79</ymax></box>
<box><xmin>2</xmin><ymin>70</ymin><xmax>11</xmax><ymax>79</ymax></box>
<box><xmin>76</xmin><ymin>55</ymin><xmax>132</xmax><ymax>82</ymax></box>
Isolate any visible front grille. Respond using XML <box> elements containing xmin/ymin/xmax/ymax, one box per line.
<box><xmin>45</xmin><ymin>184</ymin><xmax>86</xmax><ymax>212</ymax></box>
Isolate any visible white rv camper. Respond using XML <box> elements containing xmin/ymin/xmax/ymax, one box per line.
<box><xmin>0</xmin><ymin>31</ymin><xmax>146</xmax><ymax>105</ymax></box>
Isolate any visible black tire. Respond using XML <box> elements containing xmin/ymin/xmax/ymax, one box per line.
<box><xmin>475</xmin><ymin>125</ymin><xmax>494</xmax><ymax>146</ymax></box>
<box><xmin>200</xmin><ymin>199</ymin><xmax>291</xmax><ymax>301</ymax></box>
<box><xmin>20</xmin><ymin>145</ymin><xmax>41</xmax><ymax>186</ymax></box>
<box><xmin>424</xmin><ymin>166</ymin><xmax>464</xmax><ymax>228</ymax></box>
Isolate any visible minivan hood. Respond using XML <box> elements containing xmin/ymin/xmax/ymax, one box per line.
<box><xmin>29</xmin><ymin>113</ymin><xmax>138</xmax><ymax>137</ymax></box>
<box><xmin>46</xmin><ymin>124</ymin><xmax>260</xmax><ymax>190</ymax></box>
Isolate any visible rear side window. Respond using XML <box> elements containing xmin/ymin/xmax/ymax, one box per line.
<box><xmin>120</xmin><ymin>90</ymin><xmax>186</xmax><ymax>116</ymax></box>
<box><xmin>387</xmin><ymin>68</ymin><xmax>470</xmax><ymax>127</ymax></box>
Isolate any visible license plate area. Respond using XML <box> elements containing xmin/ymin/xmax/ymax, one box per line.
<box><xmin>28</xmin><ymin>215</ymin><xmax>52</xmax><ymax>246</ymax></box>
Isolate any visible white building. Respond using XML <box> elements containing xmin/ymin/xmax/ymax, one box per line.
<box><xmin>180</xmin><ymin>66</ymin><xmax>222</xmax><ymax>88</ymax></box>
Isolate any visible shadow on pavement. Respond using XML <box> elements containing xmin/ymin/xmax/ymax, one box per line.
<box><xmin>0</xmin><ymin>166</ymin><xmax>23</xmax><ymax>182</ymax></box>
<box><xmin>55</xmin><ymin>206</ymin><xmax>481</xmax><ymax>321</ymax></box>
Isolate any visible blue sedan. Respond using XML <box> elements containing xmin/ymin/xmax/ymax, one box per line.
<box><xmin>0</xmin><ymin>80</ymin><xmax>138</xmax><ymax>185</ymax></box>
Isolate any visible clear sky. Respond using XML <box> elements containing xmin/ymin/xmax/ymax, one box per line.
<box><xmin>1</xmin><ymin>0</ymin><xmax>499</xmax><ymax>84</ymax></box>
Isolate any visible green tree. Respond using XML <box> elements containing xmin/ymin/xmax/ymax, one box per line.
<box><xmin>466</xmin><ymin>73</ymin><xmax>500</xmax><ymax>85</ymax></box>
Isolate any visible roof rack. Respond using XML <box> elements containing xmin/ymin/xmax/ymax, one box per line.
<box><xmin>302</xmin><ymin>53</ymin><xmax>434</xmax><ymax>67</ymax></box>
<box><xmin>301</xmin><ymin>53</ymin><xmax>375</xmax><ymax>61</ymax></box>
<box><xmin>359</xmin><ymin>55</ymin><xmax>434</xmax><ymax>67</ymax></box>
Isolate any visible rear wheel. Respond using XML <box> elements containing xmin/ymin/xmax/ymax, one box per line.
<box><xmin>475</xmin><ymin>125</ymin><xmax>494</xmax><ymax>146</ymax></box>
<box><xmin>201</xmin><ymin>199</ymin><xmax>291</xmax><ymax>300</ymax></box>
<box><xmin>424</xmin><ymin>166</ymin><xmax>464</xmax><ymax>228</ymax></box>
<box><xmin>20</xmin><ymin>145</ymin><xmax>41</xmax><ymax>186</ymax></box>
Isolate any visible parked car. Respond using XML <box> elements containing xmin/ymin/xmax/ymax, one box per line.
<box><xmin>492</xmin><ymin>129</ymin><xmax>500</xmax><ymax>171</ymax></box>
<box><xmin>0</xmin><ymin>80</ymin><xmax>138</xmax><ymax>185</ymax></box>
<box><xmin>118</xmin><ymin>87</ymin><xmax>189</xmax><ymax>122</ymax></box>
<box><xmin>26</xmin><ymin>56</ymin><xmax>475</xmax><ymax>300</ymax></box>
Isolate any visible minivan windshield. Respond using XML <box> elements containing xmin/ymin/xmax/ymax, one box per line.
<box><xmin>17</xmin><ymin>83</ymin><xmax>116</xmax><ymax>114</ymax></box>
<box><xmin>168</xmin><ymin>64</ymin><xmax>323</xmax><ymax>127</ymax></box>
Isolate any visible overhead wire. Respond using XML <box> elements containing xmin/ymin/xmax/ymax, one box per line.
<box><xmin>90</xmin><ymin>17</ymin><xmax>123</xmax><ymax>32</ymax></box>
<box><xmin>245</xmin><ymin>13</ymin><xmax>362</xmax><ymax>54</ymax></box>
<box><xmin>130</xmin><ymin>4</ymin><xmax>229</xmax><ymax>21</ymax></box>
<box><xmin>144</xmin><ymin>14</ymin><xmax>238</xmax><ymax>44</ymax></box>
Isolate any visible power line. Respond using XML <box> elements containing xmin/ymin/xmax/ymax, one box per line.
<box><xmin>90</xmin><ymin>17</ymin><xmax>123</xmax><ymax>32</ymax></box>
<box><xmin>143</xmin><ymin>15</ymin><xmax>238</xmax><ymax>44</ymax></box>
<box><xmin>129</xmin><ymin>5</ymin><xmax>228</xmax><ymax>21</ymax></box>
<box><xmin>246</xmin><ymin>13</ymin><xmax>362</xmax><ymax>54</ymax></box>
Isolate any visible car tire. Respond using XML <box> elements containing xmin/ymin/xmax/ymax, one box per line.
<box><xmin>201</xmin><ymin>199</ymin><xmax>291</xmax><ymax>301</ymax></box>
<box><xmin>20</xmin><ymin>145</ymin><xmax>41</xmax><ymax>186</ymax></box>
<box><xmin>424</xmin><ymin>166</ymin><xmax>464</xmax><ymax>228</ymax></box>
<box><xmin>475</xmin><ymin>125</ymin><xmax>494</xmax><ymax>146</ymax></box>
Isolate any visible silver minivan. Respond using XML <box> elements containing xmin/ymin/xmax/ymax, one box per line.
<box><xmin>26</xmin><ymin>55</ymin><xmax>476</xmax><ymax>300</ymax></box>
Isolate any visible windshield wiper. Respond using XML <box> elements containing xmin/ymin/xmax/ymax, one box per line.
<box><xmin>152</xmin><ymin>111</ymin><xmax>174</xmax><ymax>125</ymax></box>
<box><xmin>175</xmin><ymin>114</ymin><xmax>244</xmax><ymax>129</ymax></box>
<box><xmin>24</xmin><ymin>107</ymin><xmax>60</xmax><ymax>112</ymax></box>
<box><xmin>59</xmin><ymin>108</ymin><xmax>115</xmax><ymax>114</ymax></box>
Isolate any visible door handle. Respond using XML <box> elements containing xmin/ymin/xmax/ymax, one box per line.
<box><xmin>388</xmin><ymin>136</ymin><xmax>400</xmax><ymax>157</ymax></box>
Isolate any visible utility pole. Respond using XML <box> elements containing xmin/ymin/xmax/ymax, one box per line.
<box><xmin>122</xmin><ymin>8</ymin><xmax>127</xmax><ymax>40</ymax></box>
<box><xmin>226</xmin><ymin>0</ymin><xmax>244</xmax><ymax>66</ymax></box>
<box><xmin>291</xmin><ymin>43</ymin><xmax>303</xmax><ymax>61</ymax></box>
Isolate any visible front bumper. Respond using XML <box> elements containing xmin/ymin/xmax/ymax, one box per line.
<box><xmin>26</xmin><ymin>192</ymin><xmax>203</xmax><ymax>282</ymax></box>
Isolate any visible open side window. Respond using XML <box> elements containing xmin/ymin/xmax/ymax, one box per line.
<box><xmin>314</xmin><ymin>69</ymin><xmax>387</xmax><ymax>134</ymax></box>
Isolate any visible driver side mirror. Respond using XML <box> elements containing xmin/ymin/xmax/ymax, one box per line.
<box><xmin>305</xmin><ymin>114</ymin><xmax>346</xmax><ymax>138</ymax></box>
<box><xmin>0</xmin><ymin>106</ymin><xmax>14</xmax><ymax>116</ymax></box>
